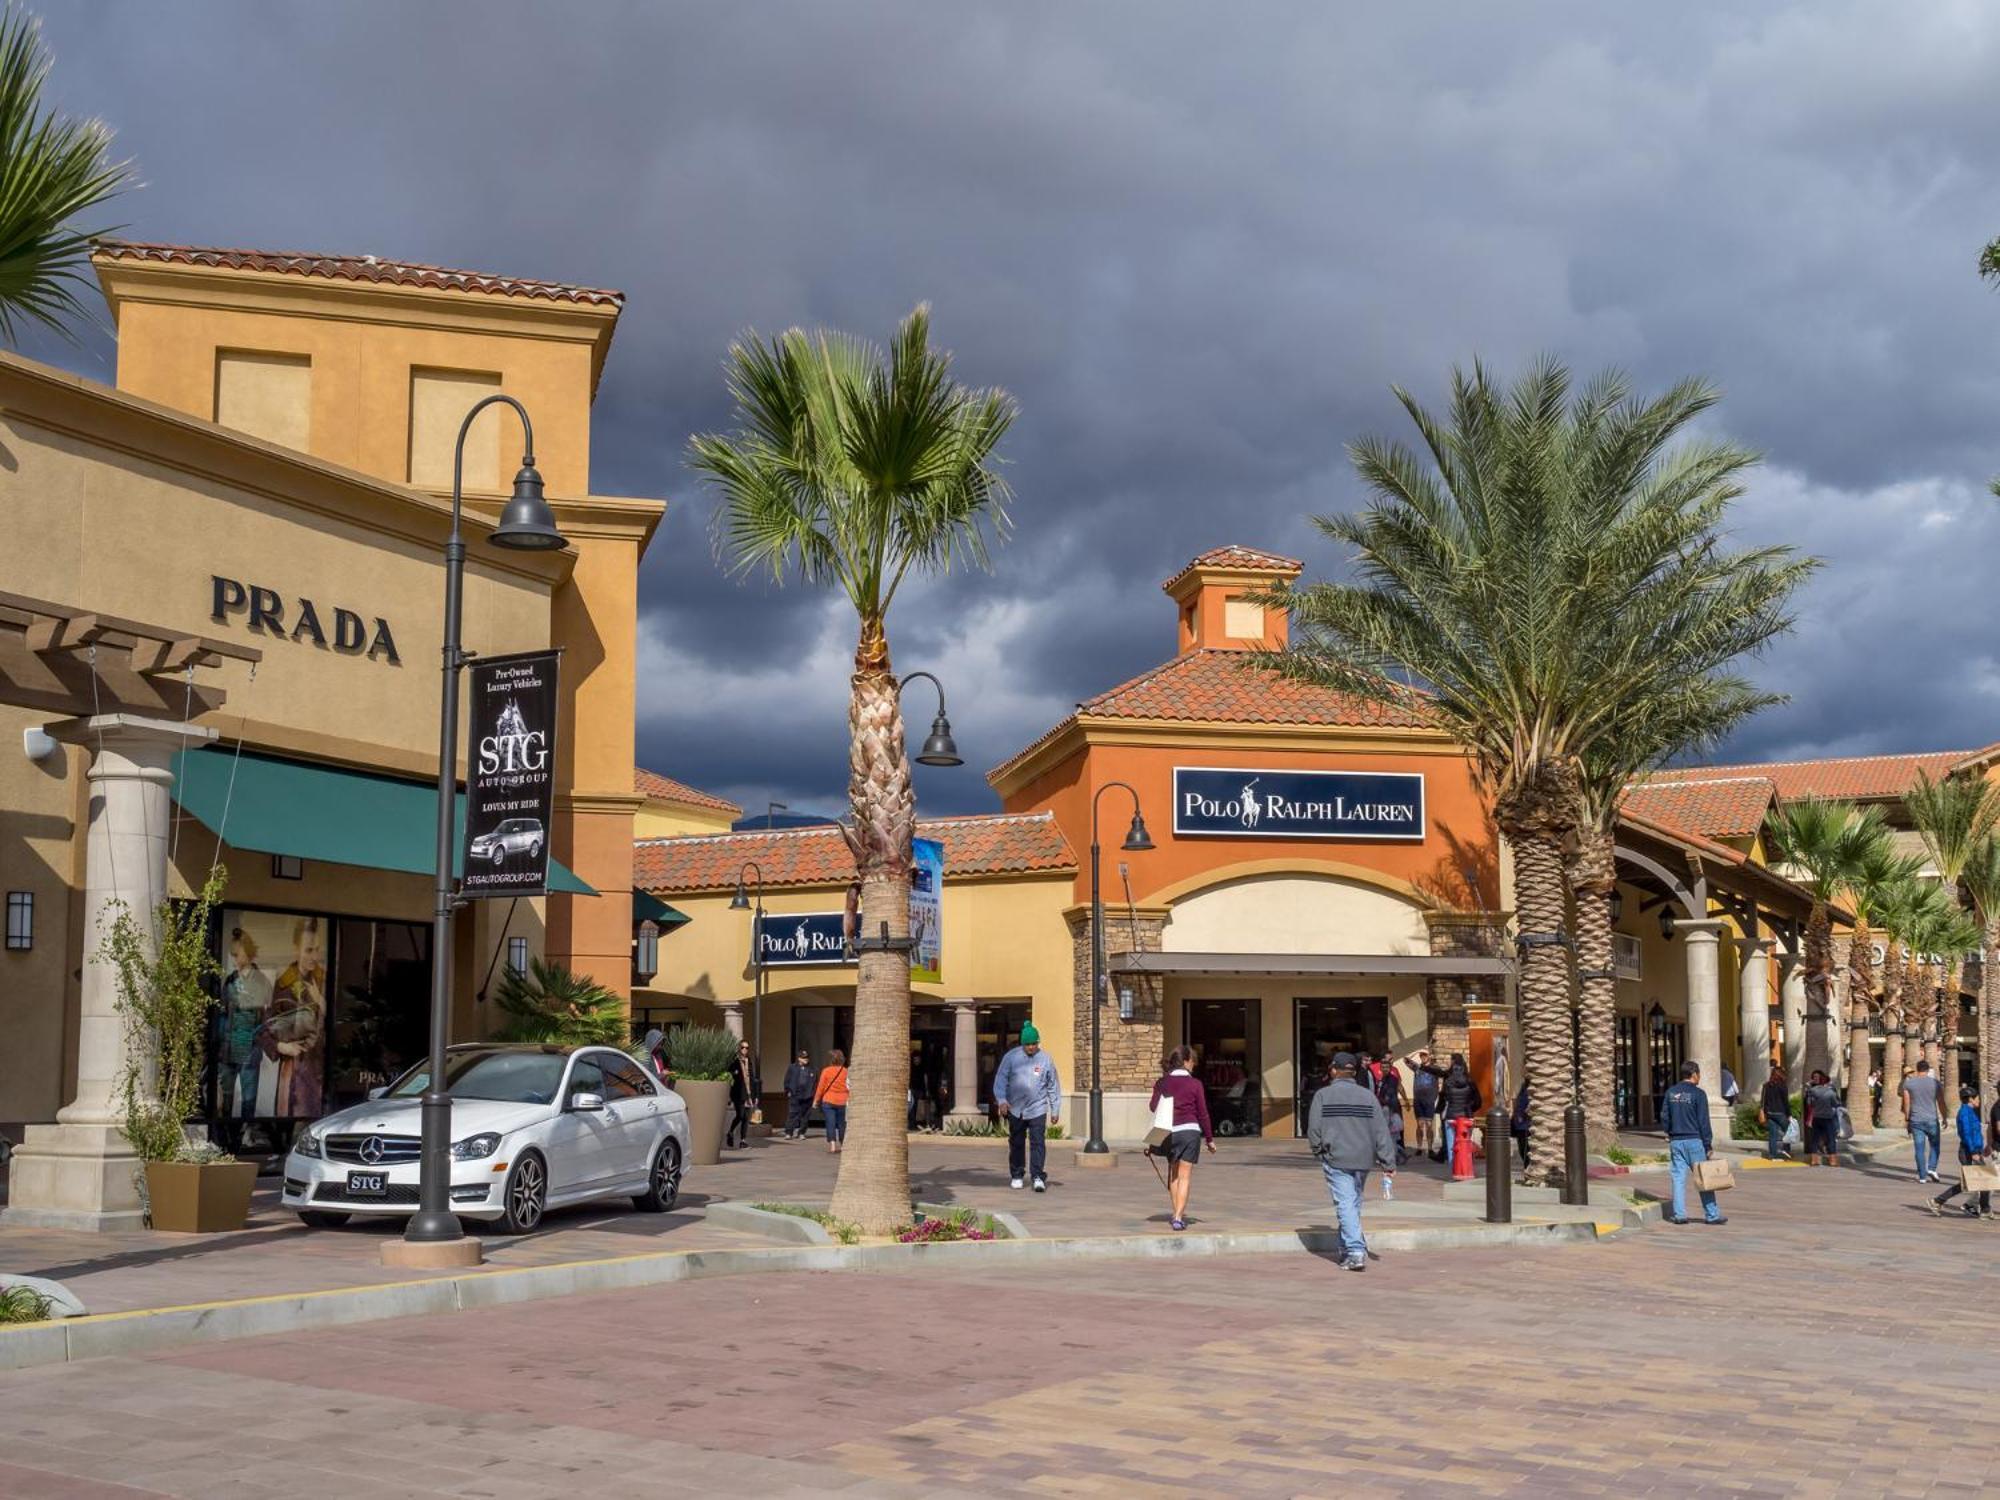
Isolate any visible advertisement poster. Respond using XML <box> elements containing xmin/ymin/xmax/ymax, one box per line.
<box><xmin>214</xmin><ymin>909</ymin><xmax>328</xmax><ymax>1119</ymax></box>
<box><xmin>461</xmin><ymin>650</ymin><xmax>560</xmax><ymax>897</ymax></box>
<box><xmin>909</xmin><ymin>836</ymin><xmax>943</xmax><ymax>983</ymax></box>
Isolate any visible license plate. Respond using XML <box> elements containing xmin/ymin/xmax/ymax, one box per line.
<box><xmin>347</xmin><ymin>1171</ymin><xmax>388</xmax><ymax>1196</ymax></box>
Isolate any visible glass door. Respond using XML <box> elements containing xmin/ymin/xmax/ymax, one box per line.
<box><xmin>1293</xmin><ymin>998</ymin><xmax>1389</xmax><ymax>1136</ymax></box>
<box><xmin>1182</xmin><ymin>999</ymin><xmax>1262</xmax><ymax>1136</ymax></box>
<box><xmin>1614</xmin><ymin>1013</ymin><xmax>1640</xmax><ymax>1128</ymax></box>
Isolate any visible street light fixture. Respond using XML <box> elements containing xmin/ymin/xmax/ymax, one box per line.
<box><xmin>1084</xmin><ymin>780</ymin><xmax>1153</xmax><ymax>1155</ymax></box>
<box><xmin>403</xmin><ymin>395</ymin><xmax>565</xmax><ymax>1256</ymax></box>
<box><xmin>900</xmin><ymin>671</ymin><xmax>961</xmax><ymax>767</ymax></box>
<box><xmin>730</xmin><ymin>862</ymin><xmax>766</xmax><ymax>1074</ymax></box>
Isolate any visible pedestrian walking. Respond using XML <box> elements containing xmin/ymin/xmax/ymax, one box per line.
<box><xmin>1148</xmin><ymin>1045</ymin><xmax>1214</xmax><ymax>1231</ymax></box>
<box><xmin>726</xmin><ymin>1039</ymin><xmax>761</xmax><ymax>1149</ymax></box>
<box><xmin>1373</xmin><ymin>1052</ymin><xmax>1407</xmax><ymax>1165</ymax></box>
<box><xmin>993</xmin><ymin>1023</ymin><xmax>1061</xmax><ymax>1191</ymax></box>
<box><xmin>1758</xmin><ymin>1065</ymin><xmax>1792</xmax><ymax>1161</ymax></box>
<box><xmin>639</xmin><ymin>1027</ymin><xmax>672</xmax><ymax>1087</ymax></box>
<box><xmin>1306</xmin><ymin>1051</ymin><xmax>1397</xmax><ymax>1271</ymax></box>
<box><xmin>1899</xmin><ymin>1058</ymin><xmax>1944</xmax><ymax>1183</ymax></box>
<box><xmin>1510</xmin><ymin>1079</ymin><xmax>1531</xmax><ymax>1169</ymax></box>
<box><xmin>813</xmin><ymin>1049</ymin><xmax>849</xmax><ymax>1154</ymax></box>
<box><xmin>1662</xmin><ymin>1060</ymin><xmax>1726</xmax><ymax>1226</ymax></box>
<box><xmin>1930</xmin><ymin>1086</ymin><xmax>1993</xmax><ymax>1220</ymax></box>
<box><xmin>1801</xmin><ymin>1069</ymin><xmax>1840</xmax><ymax>1167</ymax></box>
<box><xmin>1437</xmin><ymin>1054</ymin><xmax>1483</xmax><ymax>1169</ymax></box>
<box><xmin>1406</xmin><ymin>1048</ymin><xmax>1441</xmax><ymax>1156</ymax></box>
<box><xmin>781</xmin><ymin>1047</ymin><xmax>815</xmax><ymax>1139</ymax></box>
<box><xmin>1721</xmin><ymin>1066</ymin><xmax>1740</xmax><ymax>1110</ymax></box>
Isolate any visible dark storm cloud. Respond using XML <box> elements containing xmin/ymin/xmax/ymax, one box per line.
<box><xmin>28</xmin><ymin>2</ymin><xmax>2000</xmax><ymax>810</ymax></box>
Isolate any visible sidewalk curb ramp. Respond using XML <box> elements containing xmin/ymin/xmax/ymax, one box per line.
<box><xmin>0</xmin><ymin>1216</ymin><xmax>1610</xmax><ymax>1372</ymax></box>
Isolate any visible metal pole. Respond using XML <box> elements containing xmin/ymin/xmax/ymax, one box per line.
<box><xmin>1085</xmin><ymin>836</ymin><xmax>1107</xmax><ymax>1153</ymax></box>
<box><xmin>1484</xmin><ymin>1041</ymin><xmax>1511</xmax><ymax>1223</ymax></box>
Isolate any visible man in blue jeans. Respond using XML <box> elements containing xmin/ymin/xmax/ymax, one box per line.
<box><xmin>993</xmin><ymin>1024</ymin><xmax>1061</xmax><ymax>1191</ymax></box>
<box><xmin>1661</xmin><ymin>1059</ymin><xmax>1726</xmax><ymax>1226</ymax></box>
<box><xmin>1306</xmin><ymin>1052</ymin><xmax>1398</xmax><ymax>1270</ymax></box>
<box><xmin>1899</xmin><ymin>1058</ymin><xmax>1943</xmax><ymax>1183</ymax></box>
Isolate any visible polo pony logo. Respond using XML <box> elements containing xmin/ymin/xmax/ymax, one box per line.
<box><xmin>1238</xmin><ymin>778</ymin><xmax>1262</xmax><ymax>829</ymax></box>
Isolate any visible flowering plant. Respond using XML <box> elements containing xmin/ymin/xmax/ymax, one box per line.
<box><xmin>897</xmin><ymin>1211</ymin><xmax>996</xmax><ymax>1244</ymax></box>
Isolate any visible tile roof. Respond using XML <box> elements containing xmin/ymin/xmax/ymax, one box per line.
<box><xmin>1163</xmin><ymin>544</ymin><xmax>1304</xmax><ymax>593</ymax></box>
<box><xmin>1644</xmin><ymin>750</ymin><xmax>1971</xmax><ymax>803</ymax></box>
<box><xmin>1619</xmin><ymin>777</ymin><xmax>1776</xmax><ymax>841</ymax></box>
<box><xmin>634</xmin><ymin>811</ymin><xmax>1076</xmax><ymax>893</ymax></box>
<box><xmin>93</xmin><ymin>240</ymin><xmax>624</xmax><ymax>308</ymax></box>
<box><xmin>634</xmin><ymin>767</ymin><xmax>742</xmax><ymax>818</ymax></box>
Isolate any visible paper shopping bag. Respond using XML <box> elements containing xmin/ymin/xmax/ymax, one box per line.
<box><xmin>1691</xmin><ymin>1158</ymin><xmax>1735</xmax><ymax>1192</ymax></box>
<box><xmin>1960</xmin><ymin>1160</ymin><xmax>2000</xmax><ymax>1192</ymax></box>
<box><xmin>1144</xmin><ymin>1093</ymin><xmax>1176</xmax><ymax>1150</ymax></box>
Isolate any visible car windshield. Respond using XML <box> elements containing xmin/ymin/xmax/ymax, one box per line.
<box><xmin>386</xmin><ymin>1050</ymin><xmax>565</xmax><ymax>1105</ymax></box>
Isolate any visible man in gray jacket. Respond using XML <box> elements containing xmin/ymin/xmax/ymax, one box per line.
<box><xmin>1307</xmin><ymin>1052</ymin><xmax>1398</xmax><ymax>1271</ymax></box>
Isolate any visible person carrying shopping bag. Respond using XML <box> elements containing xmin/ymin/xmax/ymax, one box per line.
<box><xmin>1146</xmin><ymin>1046</ymin><xmax>1214</xmax><ymax>1231</ymax></box>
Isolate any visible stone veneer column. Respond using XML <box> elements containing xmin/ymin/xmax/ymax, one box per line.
<box><xmin>4</xmin><ymin>714</ymin><xmax>214</xmax><ymax>1231</ymax></box>
<box><xmin>1678</xmin><ymin>919</ymin><xmax>1732</xmax><ymax>1140</ymax></box>
<box><xmin>1423</xmin><ymin>911</ymin><xmax>1510</xmax><ymax>1063</ymax></box>
<box><xmin>946</xmin><ymin>999</ymin><xmax>983</xmax><ymax>1124</ymax></box>
<box><xmin>1736</xmin><ymin>935</ymin><xmax>1773</xmax><ymax>1097</ymax></box>
<box><xmin>1068</xmin><ymin>906</ymin><xmax>1165</xmax><ymax>1143</ymax></box>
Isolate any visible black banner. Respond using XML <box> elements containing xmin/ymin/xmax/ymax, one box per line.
<box><xmin>461</xmin><ymin>650</ymin><xmax>559</xmax><ymax>898</ymax></box>
<box><xmin>1172</xmin><ymin>765</ymin><xmax>1424</xmax><ymax>841</ymax></box>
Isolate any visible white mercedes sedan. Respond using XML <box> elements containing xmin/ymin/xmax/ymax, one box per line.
<box><xmin>281</xmin><ymin>1043</ymin><xmax>688</xmax><ymax>1234</ymax></box>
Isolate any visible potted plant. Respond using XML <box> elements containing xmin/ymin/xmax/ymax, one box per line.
<box><xmin>665</xmin><ymin>1022</ymin><xmax>737</xmax><ymax>1166</ymax></box>
<box><xmin>105</xmin><ymin>866</ymin><xmax>257</xmax><ymax>1233</ymax></box>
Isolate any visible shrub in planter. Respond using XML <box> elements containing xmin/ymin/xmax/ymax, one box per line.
<box><xmin>667</xmin><ymin>1023</ymin><xmax>738</xmax><ymax>1166</ymax></box>
<box><xmin>105</xmin><ymin>866</ymin><xmax>257</xmax><ymax>1233</ymax></box>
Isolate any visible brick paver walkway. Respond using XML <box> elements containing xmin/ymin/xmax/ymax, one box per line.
<box><xmin>1</xmin><ymin>1149</ymin><xmax>1985</xmax><ymax>1496</ymax></box>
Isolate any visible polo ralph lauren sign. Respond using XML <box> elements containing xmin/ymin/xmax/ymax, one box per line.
<box><xmin>755</xmin><ymin>912</ymin><xmax>855</xmax><ymax>968</ymax></box>
<box><xmin>1172</xmin><ymin>766</ymin><xmax>1424</xmax><ymax>841</ymax></box>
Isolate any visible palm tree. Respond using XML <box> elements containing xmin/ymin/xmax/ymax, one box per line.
<box><xmin>1879</xmin><ymin>878</ymin><xmax>1952</xmax><ymax>1107</ymax></box>
<box><xmin>1574</xmin><ymin>682</ymin><xmax>1775</xmax><ymax>1150</ymax></box>
<box><xmin>1844</xmin><ymin>839</ymin><xmax>1923</xmax><ymax>1127</ymax></box>
<box><xmin>1765</xmin><ymin>799</ymin><xmax>1889</xmax><ymax>1083</ymax></box>
<box><xmin>0</xmin><ymin>6</ymin><xmax>133</xmax><ymax>340</ymax></box>
<box><xmin>1267</xmin><ymin>359</ymin><xmax>1812</xmax><ymax>1182</ymax></box>
<box><xmin>1905</xmin><ymin>770</ymin><xmax>2000</xmax><ymax>1101</ymax></box>
<box><xmin>1959</xmin><ymin>837</ymin><xmax>2000</xmax><ymax>1109</ymax></box>
<box><xmin>691</xmin><ymin>306</ymin><xmax>1015</xmax><ymax>1233</ymax></box>
<box><xmin>493</xmin><ymin>958</ymin><xmax>625</xmax><ymax>1047</ymax></box>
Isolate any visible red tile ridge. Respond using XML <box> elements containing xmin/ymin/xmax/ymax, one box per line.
<box><xmin>94</xmin><ymin>239</ymin><xmax>624</xmax><ymax>308</ymax></box>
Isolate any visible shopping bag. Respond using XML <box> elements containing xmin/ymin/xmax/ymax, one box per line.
<box><xmin>1961</xmin><ymin>1160</ymin><xmax>2000</xmax><ymax>1192</ymax></box>
<box><xmin>1144</xmin><ymin>1093</ymin><xmax>1175</xmax><ymax>1150</ymax></box>
<box><xmin>1782</xmin><ymin>1117</ymin><xmax>1801</xmax><ymax>1149</ymax></box>
<box><xmin>1691</xmin><ymin>1158</ymin><xmax>1735</xmax><ymax>1192</ymax></box>
<box><xmin>1836</xmin><ymin>1107</ymin><xmax>1854</xmax><ymax>1142</ymax></box>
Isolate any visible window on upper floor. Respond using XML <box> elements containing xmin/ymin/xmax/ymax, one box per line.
<box><xmin>214</xmin><ymin>350</ymin><xmax>311</xmax><ymax>451</ymax></box>
<box><xmin>408</xmin><ymin>367</ymin><xmax>502</xmax><ymax>490</ymax></box>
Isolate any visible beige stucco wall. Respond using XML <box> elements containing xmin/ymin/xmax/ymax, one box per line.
<box><xmin>632</xmin><ymin>801</ymin><xmax>736</xmax><ymax>840</ymax></box>
<box><xmin>1160</xmin><ymin>873</ymin><xmax>1430</xmax><ymax>956</ymax></box>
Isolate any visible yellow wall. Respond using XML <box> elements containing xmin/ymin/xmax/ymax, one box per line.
<box><xmin>633</xmin><ymin>801</ymin><xmax>737</xmax><ymax>840</ymax></box>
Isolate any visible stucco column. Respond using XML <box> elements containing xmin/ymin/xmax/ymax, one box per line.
<box><xmin>1780</xmin><ymin>957</ymin><xmax>1808</xmax><ymax>1084</ymax></box>
<box><xmin>3</xmin><ymin>714</ymin><xmax>214</xmax><ymax>1231</ymax></box>
<box><xmin>1678</xmin><ymin>919</ymin><xmax>1732</xmax><ymax>1140</ymax></box>
<box><xmin>719</xmin><ymin>1002</ymin><xmax>745</xmax><ymax>1041</ymax></box>
<box><xmin>1735</xmin><ymin>936</ymin><xmax>1773</xmax><ymax>1100</ymax></box>
<box><xmin>947</xmin><ymin>999</ymin><xmax>983</xmax><ymax>1123</ymax></box>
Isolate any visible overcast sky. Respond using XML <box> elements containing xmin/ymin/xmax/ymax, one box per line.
<box><xmin>27</xmin><ymin>3</ymin><xmax>2000</xmax><ymax>816</ymax></box>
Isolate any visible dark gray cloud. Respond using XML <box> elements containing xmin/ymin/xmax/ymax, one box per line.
<box><xmin>27</xmin><ymin>2</ymin><xmax>2000</xmax><ymax>811</ymax></box>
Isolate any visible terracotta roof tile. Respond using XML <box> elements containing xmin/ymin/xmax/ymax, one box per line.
<box><xmin>94</xmin><ymin>240</ymin><xmax>623</xmax><ymax>308</ymax></box>
<box><xmin>1645</xmin><ymin>750</ymin><xmax>1971</xmax><ymax>803</ymax></box>
<box><xmin>634</xmin><ymin>767</ymin><xmax>742</xmax><ymax>818</ymax></box>
<box><xmin>634</xmin><ymin>811</ymin><xmax>1076</xmax><ymax>893</ymax></box>
<box><xmin>1162</xmin><ymin>544</ymin><xmax>1304</xmax><ymax>593</ymax></box>
<box><xmin>1619</xmin><ymin>777</ymin><xmax>1776</xmax><ymax>840</ymax></box>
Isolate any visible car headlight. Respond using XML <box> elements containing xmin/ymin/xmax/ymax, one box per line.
<box><xmin>451</xmin><ymin>1132</ymin><xmax>501</xmax><ymax>1160</ymax></box>
<box><xmin>293</xmin><ymin>1129</ymin><xmax>324</xmax><ymax>1159</ymax></box>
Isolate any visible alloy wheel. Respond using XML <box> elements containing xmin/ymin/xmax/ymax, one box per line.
<box><xmin>508</xmin><ymin>1154</ymin><xmax>546</xmax><ymax>1231</ymax></box>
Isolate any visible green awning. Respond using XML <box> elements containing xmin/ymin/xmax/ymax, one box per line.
<box><xmin>632</xmin><ymin>888</ymin><xmax>689</xmax><ymax>927</ymax></box>
<box><xmin>171</xmin><ymin>748</ymin><xmax>595</xmax><ymax>895</ymax></box>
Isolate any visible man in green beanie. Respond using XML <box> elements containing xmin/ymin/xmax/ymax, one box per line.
<box><xmin>994</xmin><ymin>1022</ymin><xmax>1061</xmax><ymax>1190</ymax></box>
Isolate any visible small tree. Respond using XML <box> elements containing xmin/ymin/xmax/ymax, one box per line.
<box><xmin>104</xmin><ymin>864</ymin><xmax>227</xmax><ymax>1164</ymax></box>
<box><xmin>494</xmin><ymin>958</ymin><xmax>625</xmax><ymax>1047</ymax></box>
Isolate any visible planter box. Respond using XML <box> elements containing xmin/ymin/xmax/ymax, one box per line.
<box><xmin>678</xmin><ymin>1079</ymin><xmax>730</xmax><ymax>1167</ymax></box>
<box><xmin>144</xmin><ymin>1160</ymin><xmax>257</xmax><ymax>1234</ymax></box>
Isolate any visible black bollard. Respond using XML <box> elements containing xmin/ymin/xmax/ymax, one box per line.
<box><xmin>1485</xmin><ymin>1101</ymin><xmax>1512</xmax><ymax>1223</ymax></box>
<box><xmin>1561</xmin><ymin>1099</ymin><xmax>1590</xmax><ymax>1205</ymax></box>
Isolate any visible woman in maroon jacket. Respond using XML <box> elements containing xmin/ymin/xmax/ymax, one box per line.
<box><xmin>1149</xmin><ymin>1045</ymin><xmax>1215</xmax><ymax>1231</ymax></box>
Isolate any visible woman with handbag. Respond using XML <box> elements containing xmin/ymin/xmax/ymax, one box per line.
<box><xmin>1147</xmin><ymin>1045</ymin><xmax>1213</xmax><ymax>1232</ymax></box>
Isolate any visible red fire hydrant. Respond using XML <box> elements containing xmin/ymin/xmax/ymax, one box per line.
<box><xmin>1451</xmin><ymin>1116</ymin><xmax>1476</xmax><ymax>1180</ymax></box>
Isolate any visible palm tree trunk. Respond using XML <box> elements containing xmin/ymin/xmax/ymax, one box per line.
<box><xmin>1914</xmin><ymin>952</ymin><xmax>1938</xmax><ymax>1075</ymax></box>
<box><xmin>1801</xmin><ymin>906</ymin><xmax>1835</xmax><ymax>1082</ymax></box>
<box><xmin>1983</xmin><ymin>922</ymin><xmax>2000</xmax><ymax>1110</ymax></box>
<box><xmin>1881</xmin><ymin>940</ymin><xmax>1906</xmax><ymax>1127</ymax></box>
<box><xmin>1941</xmin><ymin>957</ymin><xmax>1964</xmax><ymax>1105</ymax></box>
<box><xmin>1567</xmin><ymin>829</ymin><xmax>1619</xmax><ymax>1152</ymax></box>
<box><xmin>1500</xmin><ymin>767</ymin><xmax>1578</xmax><ymax>1190</ymax></box>
<box><xmin>1844</xmin><ymin>922</ymin><xmax>1876</xmax><ymax>1131</ymax></box>
<box><xmin>827</xmin><ymin>620</ymin><xmax>917</xmax><ymax>1236</ymax></box>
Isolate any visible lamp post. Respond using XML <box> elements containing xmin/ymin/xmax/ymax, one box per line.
<box><xmin>1084</xmin><ymin>781</ymin><xmax>1153</xmax><ymax>1154</ymax></box>
<box><xmin>402</xmin><ymin>396</ymin><xmax>566</xmax><ymax>1254</ymax></box>
<box><xmin>899</xmin><ymin>671</ymin><xmax>962</xmax><ymax>768</ymax></box>
<box><xmin>730</xmin><ymin>862</ymin><xmax>766</xmax><ymax>1078</ymax></box>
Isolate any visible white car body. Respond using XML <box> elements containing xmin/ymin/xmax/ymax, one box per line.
<box><xmin>281</xmin><ymin>1043</ymin><xmax>688</xmax><ymax>1232</ymax></box>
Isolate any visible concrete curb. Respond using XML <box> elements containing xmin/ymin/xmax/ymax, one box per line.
<box><xmin>704</xmin><ymin>1202</ymin><xmax>835</xmax><ymax>1245</ymax></box>
<box><xmin>0</xmin><ymin>1215</ymin><xmax>1612</xmax><ymax>1373</ymax></box>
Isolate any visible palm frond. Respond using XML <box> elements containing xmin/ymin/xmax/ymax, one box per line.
<box><xmin>1905</xmin><ymin>769</ymin><xmax>2000</xmax><ymax>886</ymax></box>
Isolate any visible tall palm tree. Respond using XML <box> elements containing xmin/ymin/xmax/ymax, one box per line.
<box><xmin>1930</xmin><ymin>906</ymin><xmax>1982</xmax><ymax>1096</ymax></box>
<box><xmin>1575</xmin><ymin>682</ymin><xmax>1776</xmax><ymax>1150</ymax></box>
<box><xmin>1959</xmin><ymin>836</ymin><xmax>2000</xmax><ymax>1109</ymax></box>
<box><xmin>691</xmin><ymin>306</ymin><xmax>1015</xmax><ymax>1234</ymax></box>
<box><xmin>1765</xmin><ymin>799</ymin><xmax>1888</xmax><ymax>1083</ymax></box>
<box><xmin>0</xmin><ymin>5</ymin><xmax>132</xmax><ymax>340</ymax></box>
<box><xmin>1267</xmin><ymin>359</ymin><xmax>1811</xmax><ymax>1182</ymax></box>
<box><xmin>1844</xmin><ymin>840</ymin><xmax>1923</xmax><ymax>1127</ymax></box>
<box><xmin>1879</xmin><ymin>877</ymin><xmax>1952</xmax><ymax>1108</ymax></box>
<box><xmin>1905</xmin><ymin>770</ymin><xmax>2000</xmax><ymax>1101</ymax></box>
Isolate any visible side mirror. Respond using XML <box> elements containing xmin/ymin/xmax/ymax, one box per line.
<box><xmin>367</xmin><ymin>1086</ymin><xmax>387</xmax><ymax>1101</ymax></box>
<box><xmin>568</xmin><ymin>1091</ymin><xmax>605</xmax><ymax>1112</ymax></box>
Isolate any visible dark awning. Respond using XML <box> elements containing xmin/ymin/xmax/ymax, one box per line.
<box><xmin>632</xmin><ymin>888</ymin><xmax>689</xmax><ymax>927</ymax></box>
<box><xmin>1112</xmin><ymin>951</ymin><xmax>1508</xmax><ymax>979</ymax></box>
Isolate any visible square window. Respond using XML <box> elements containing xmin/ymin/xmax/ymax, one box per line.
<box><xmin>272</xmin><ymin>854</ymin><xmax>303</xmax><ymax>881</ymax></box>
<box><xmin>5</xmin><ymin>891</ymin><xmax>31</xmax><ymax>951</ymax></box>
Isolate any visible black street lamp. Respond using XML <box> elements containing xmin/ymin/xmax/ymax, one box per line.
<box><xmin>730</xmin><ymin>861</ymin><xmax>766</xmax><ymax>1073</ymax></box>
<box><xmin>1084</xmin><ymin>780</ymin><xmax>1153</xmax><ymax>1155</ymax></box>
<box><xmin>901</xmin><ymin>671</ymin><xmax>961</xmax><ymax>767</ymax></box>
<box><xmin>403</xmin><ymin>396</ymin><xmax>565</xmax><ymax>1254</ymax></box>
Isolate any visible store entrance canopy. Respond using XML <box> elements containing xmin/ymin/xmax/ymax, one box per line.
<box><xmin>632</xmin><ymin>888</ymin><xmax>689</xmax><ymax>927</ymax></box>
<box><xmin>1112</xmin><ymin>952</ymin><xmax>1508</xmax><ymax>978</ymax></box>
<box><xmin>171</xmin><ymin>748</ymin><xmax>595</xmax><ymax>894</ymax></box>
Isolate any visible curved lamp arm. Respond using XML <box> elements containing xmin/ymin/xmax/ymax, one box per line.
<box><xmin>451</xmin><ymin>393</ymin><xmax>536</xmax><ymax>537</ymax></box>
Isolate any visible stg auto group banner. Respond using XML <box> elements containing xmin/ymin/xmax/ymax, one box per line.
<box><xmin>461</xmin><ymin>650</ymin><xmax>560</xmax><ymax>898</ymax></box>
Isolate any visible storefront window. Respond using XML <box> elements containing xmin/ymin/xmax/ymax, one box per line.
<box><xmin>975</xmin><ymin>1002</ymin><xmax>1030</xmax><ymax>1113</ymax></box>
<box><xmin>212</xmin><ymin>908</ymin><xmax>330</xmax><ymax>1125</ymax></box>
<box><xmin>1293</xmin><ymin>997</ymin><xmax>1388</xmax><ymax>1135</ymax></box>
<box><xmin>328</xmin><ymin>918</ymin><xmax>431</xmax><ymax>1110</ymax></box>
<box><xmin>1183</xmin><ymin>999</ymin><xmax>1262</xmax><ymax>1136</ymax></box>
<box><xmin>792</xmin><ymin>1005</ymin><xmax>853</xmax><ymax>1074</ymax></box>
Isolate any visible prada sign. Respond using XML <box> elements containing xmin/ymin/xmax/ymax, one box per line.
<box><xmin>1173</xmin><ymin>765</ymin><xmax>1425</xmax><ymax>841</ymax></box>
<box><xmin>210</xmin><ymin>575</ymin><xmax>400</xmax><ymax>665</ymax></box>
